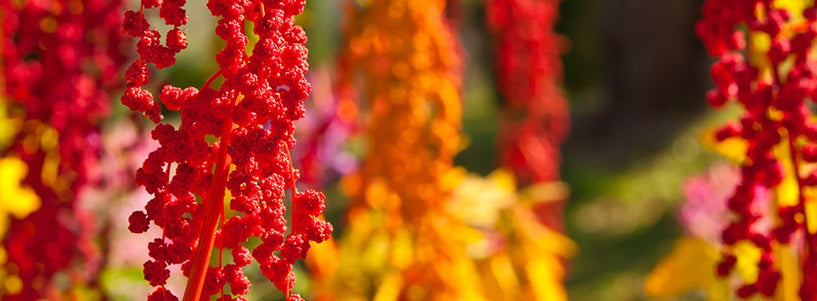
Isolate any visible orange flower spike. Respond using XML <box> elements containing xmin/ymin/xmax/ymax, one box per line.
<box><xmin>347</xmin><ymin>0</ymin><xmax>462</xmax><ymax>216</ymax></box>
<box><xmin>310</xmin><ymin>0</ymin><xmax>481</xmax><ymax>299</ymax></box>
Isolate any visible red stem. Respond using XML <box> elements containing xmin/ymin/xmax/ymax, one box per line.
<box><xmin>219</xmin><ymin>212</ymin><xmax>225</xmax><ymax>299</ymax></box>
<box><xmin>203</xmin><ymin>70</ymin><xmax>223</xmax><ymax>90</ymax></box>
<box><xmin>182</xmin><ymin>96</ymin><xmax>236</xmax><ymax>301</ymax></box>
<box><xmin>285</xmin><ymin>144</ymin><xmax>298</xmax><ymax>196</ymax></box>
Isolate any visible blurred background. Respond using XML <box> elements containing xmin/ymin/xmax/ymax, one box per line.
<box><xmin>292</xmin><ymin>0</ymin><xmax>724</xmax><ymax>300</ymax></box>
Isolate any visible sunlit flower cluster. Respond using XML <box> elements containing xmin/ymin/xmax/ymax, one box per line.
<box><xmin>487</xmin><ymin>0</ymin><xmax>569</xmax><ymax>186</ymax></box>
<box><xmin>695</xmin><ymin>0</ymin><xmax>817</xmax><ymax>298</ymax></box>
<box><xmin>122</xmin><ymin>0</ymin><xmax>330</xmax><ymax>300</ymax></box>
<box><xmin>307</xmin><ymin>0</ymin><xmax>477</xmax><ymax>299</ymax></box>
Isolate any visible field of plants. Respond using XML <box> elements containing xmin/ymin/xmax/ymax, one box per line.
<box><xmin>3</xmin><ymin>0</ymin><xmax>816</xmax><ymax>300</ymax></box>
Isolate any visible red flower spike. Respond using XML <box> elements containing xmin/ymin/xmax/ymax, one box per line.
<box><xmin>698</xmin><ymin>1</ymin><xmax>817</xmax><ymax>297</ymax></box>
<box><xmin>487</xmin><ymin>0</ymin><xmax>569</xmax><ymax>186</ymax></box>
<box><xmin>122</xmin><ymin>0</ymin><xmax>329</xmax><ymax>299</ymax></box>
<box><xmin>1</xmin><ymin>0</ymin><xmax>128</xmax><ymax>298</ymax></box>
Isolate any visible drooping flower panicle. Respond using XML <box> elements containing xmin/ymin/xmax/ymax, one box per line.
<box><xmin>487</xmin><ymin>0</ymin><xmax>569</xmax><ymax>186</ymax></box>
<box><xmin>697</xmin><ymin>1</ymin><xmax>817</xmax><ymax>298</ymax></box>
<box><xmin>308</xmin><ymin>0</ymin><xmax>483</xmax><ymax>299</ymax></box>
<box><xmin>482</xmin><ymin>1</ymin><xmax>573</xmax><ymax>299</ymax></box>
<box><xmin>122</xmin><ymin>1</ymin><xmax>330</xmax><ymax>300</ymax></box>
<box><xmin>1</xmin><ymin>0</ymin><xmax>127</xmax><ymax>298</ymax></box>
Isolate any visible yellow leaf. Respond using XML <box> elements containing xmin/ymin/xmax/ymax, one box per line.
<box><xmin>488</xmin><ymin>252</ymin><xmax>522</xmax><ymax>300</ymax></box>
<box><xmin>0</xmin><ymin>157</ymin><xmax>41</xmax><ymax>220</ymax></box>
<box><xmin>807</xmin><ymin>199</ymin><xmax>817</xmax><ymax>234</ymax></box>
<box><xmin>306</xmin><ymin>237</ymin><xmax>338</xmax><ymax>281</ymax></box>
<box><xmin>733</xmin><ymin>240</ymin><xmax>761</xmax><ymax>283</ymax></box>
<box><xmin>778</xmin><ymin>164</ymin><xmax>800</xmax><ymax>207</ymax></box>
<box><xmin>748</xmin><ymin>31</ymin><xmax>772</xmax><ymax>71</ymax></box>
<box><xmin>527</xmin><ymin>256</ymin><xmax>568</xmax><ymax>301</ymax></box>
<box><xmin>776</xmin><ymin>242</ymin><xmax>801</xmax><ymax>301</ymax></box>
<box><xmin>512</xmin><ymin>207</ymin><xmax>578</xmax><ymax>259</ymax></box>
<box><xmin>0</xmin><ymin>99</ymin><xmax>13</xmax><ymax>148</ymax></box>
<box><xmin>489</xmin><ymin>168</ymin><xmax>516</xmax><ymax>192</ymax></box>
<box><xmin>707</xmin><ymin>279</ymin><xmax>730</xmax><ymax>301</ymax></box>
<box><xmin>440</xmin><ymin>166</ymin><xmax>469</xmax><ymax>191</ymax></box>
<box><xmin>643</xmin><ymin>237</ymin><xmax>719</xmax><ymax>298</ymax></box>
<box><xmin>448</xmin><ymin>169</ymin><xmax>516</xmax><ymax>227</ymax></box>
<box><xmin>390</xmin><ymin>228</ymin><xmax>413</xmax><ymax>269</ymax></box>
<box><xmin>373</xmin><ymin>272</ymin><xmax>403</xmax><ymax>301</ymax></box>
<box><xmin>701</xmin><ymin>129</ymin><xmax>747</xmax><ymax>163</ymax></box>
<box><xmin>774</xmin><ymin>0</ymin><xmax>809</xmax><ymax>16</ymax></box>
<box><xmin>521</xmin><ymin>181</ymin><xmax>569</xmax><ymax>205</ymax></box>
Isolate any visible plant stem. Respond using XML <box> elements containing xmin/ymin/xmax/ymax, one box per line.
<box><xmin>182</xmin><ymin>95</ymin><xmax>237</xmax><ymax>301</ymax></box>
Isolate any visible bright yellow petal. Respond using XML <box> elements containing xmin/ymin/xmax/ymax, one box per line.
<box><xmin>807</xmin><ymin>199</ymin><xmax>817</xmax><ymax>235</ymax></box>
<box><xmin>776</xmin><ymin>242</ymin><xmax>801</xmax><ymax>301</ymax></box>
<box><xmin>0</xmin><ymin>99</ymin><xmax>12</xmax><ymax>148</ymax></box>
<box><xmin>512</xmin><ymin>207</ymin><xmax>577</xmax><ymax>259</ymax></box>
<box><xmin>489</xmin><ymin>252</ymin><xmax>522</xmax><ymax>299</ymax></box>
<box><xmin>0</xmin><ymin>157</ymin><xmax>41</xmax><ymax>219</ymax></box>
<box><xmin>527</xmin><ymin>256</ymin><xmax>568</xmax><ymax>301</ymax></box>
<box><xmin>373</xmin><ymin>272</ymin><xmax>403</xmax><ymax>301</ymax></box>
<box><xmin>306</xmin><ymin>237</ymin><xmax>338</xmax><ymax>280</ymax></box>
<box><xmin>488</xmin><ymin>168</ymin><xmax>516</xmax><ymax>192</ymax></box>
<box><xmin>748</xmin><ymin>31</ymin><xmax>772</xmax><ymax>70</ymax></box>
<box><xmin>733</xmin><ymin>240</ymin><xmax>761</xmax><ymax>283</ymax></box>
<box><xmin>706</xmin><ymin>278</ymin><xmax>730</xmax><ymax>301</ymax></box>
<box><xmin>643</xmin><ymin>237</ymin><xmax>719</xmax><ymax>298</ymax></box>
<box><xmin>448</xmin><ymin>169</ymin><xmax>516</xmax><ymax>227</ymax></box>
<box><xmin>390</xmin><ymin>228</ymin><xmax>414</xmax><ymax>269</ymax></box>
<box><xmin>773</xmin><ymin>0</ymin><xmax>808</xmax><ymax>16</ymax></box>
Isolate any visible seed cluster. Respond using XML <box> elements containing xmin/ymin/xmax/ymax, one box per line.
<box><xmin>697</xmin><ymin>1</ymin><xmax>817</xmax><ymax>298</ymax></box>
<box><xmin>1</xmin><ymin>0</ymin><xmax>127</xmax><ymax>298</ymax></box>
<box><xmin>121</xmin><ymin>1</ymin><xmax>330</xmax><ymax>300</ymax></box>
<box><xmin>487</xmin><ymin>0</ymin><xmax>569</xmax><ymax>186</ymax></box>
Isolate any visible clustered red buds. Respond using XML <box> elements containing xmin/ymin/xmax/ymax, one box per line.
<box><xmin>122</xmin><ymin>0</ymin><xmax>189</xmax><ymax>123</ymax></box>
<box><xmin>486</xmin><ymin>0</ymin><xmax>569</xmax><ymax>186</ymax></box>
<box><xmin>122</xmin><ymin>1</ymin><xmax>330</xmax><ymax>300</ymax></box>
<box><xmin>1</xmin><ymin>0</ymin><xmax>127</xmax><ymax>298</ymax></box>
<box><xmin>698</xmin><ymin>1</ymin><xmax>817</xmax><ymax>299</ymax></box>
